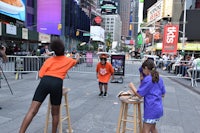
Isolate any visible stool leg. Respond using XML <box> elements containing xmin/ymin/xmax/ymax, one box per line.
<box><xmin>133</xmin><ymin>104</ymin><xmax>137</xmax><ymax>133</ymax></box>
<box><xmin>44</xmin><ymin>98</ymin><xmax>51</xmax><ymax>133</ymax></box>
<box><xmin>64</xmin><ymin>94</ymin><xmax>73</xmax><ymax>133</ymax></box>
<box><xmin>116</xmin><ymin>102</ymin><xmax>124</xmax><ymax>133</ymax></box>
<box><xmin>138</xmin><ymin>103</ymin><xmax>142</xmax><ymax>133</ymax></box>
<box><xmin>122</xmin><ymin>103</ymin><xmax>128</xmax><ymax>133</ymax></box>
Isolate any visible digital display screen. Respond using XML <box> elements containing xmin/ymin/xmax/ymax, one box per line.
<box><xmin>37</xmin><ymin>0</ymin><xmax>61</xmax><ymax>35</ymax></box>
<box><xmin>111</xmin><ymin>55</ymin><xmax>125</xmax><ymax>76</ymax></box>
<box><xmin>0</xmin><ymin>0</ymin><xmax>26</xmax><ymax>21</ymax></box>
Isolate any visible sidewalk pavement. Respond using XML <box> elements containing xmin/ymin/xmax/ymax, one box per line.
<box><xmin>0</xmin><ymin>72</ymin><xmax>200</xmax><ymax>133</ymax></box>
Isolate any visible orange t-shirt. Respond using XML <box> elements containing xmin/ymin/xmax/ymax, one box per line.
<box><xmin>96</xmin><ymin>62</ymin><xmax>114</xmax><ymax>83</ymax></box>
<box><xmin>39</xmin><ymin>56</ymin><xmax>77</xmax><ymax>80</ymax></box>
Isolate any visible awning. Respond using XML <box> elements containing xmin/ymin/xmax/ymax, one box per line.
<box><xmin>155</xmin><ymin>43</ymin><xmax>200</xmax><ymax>51</ymax></box>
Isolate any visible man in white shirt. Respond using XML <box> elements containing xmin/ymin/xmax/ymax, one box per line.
<box><xmin>187</xmin><ymin>57</ymin><xmax>200</xmax><ymax>77</ymax></box>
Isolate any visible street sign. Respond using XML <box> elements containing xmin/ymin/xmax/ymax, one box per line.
<box><xmin>180</xmin><ymin>37</ymin><xmax>187</xmax><ymax>41</ymax></box>
<box><xmin>83</xmin><ymin>33</ymin><xmax>90</xmax><ymax>36</ymax></box>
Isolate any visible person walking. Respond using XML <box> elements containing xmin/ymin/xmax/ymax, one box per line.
<box><xmin>0</xmin><ymin>44</ymin><xmax>8</xmax><ymax>110</ymax></box>
<box><xmin>129</xmin><ymin>59</ymin><xmax>166</xmax><ymax>133</ymax></box>
<box><xmin>19</xmin><ymin>39</ymin><xmax>79</xmax><ymax>133</ymax></box>
<box><xmin>96</xmin><ymin>53</ymin><xmax>114</xmax><ymax>96</ymax></box>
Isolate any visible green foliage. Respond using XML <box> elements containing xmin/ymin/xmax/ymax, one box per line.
<box><xmin>91</xmin><ymin>42</ymin><xmax>98</xmax><ymax>51</ymax></box>
<box><xmin>122</xmin><ymin>45</ymin><xmax>130</xmax><ymax>52</ymax></box>
<box><xmin>105</xmin><ymin>33</ymin><xmax>112</xmax><ymax>52</ymax></box>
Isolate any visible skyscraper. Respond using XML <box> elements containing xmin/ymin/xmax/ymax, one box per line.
<box><xmin>119</xmin><ymin>0</ymin><xmax>131</xmax><ymax>37</ymax></box>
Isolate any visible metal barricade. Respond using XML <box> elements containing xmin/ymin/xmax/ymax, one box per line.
<box><xmin>0</xmin><ymin>55</ymin><xmax>199</xmax><ymax>87</ymax></box>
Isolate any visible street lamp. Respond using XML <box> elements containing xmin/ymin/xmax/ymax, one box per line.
<box><xmin>182</xmin><ymin>0</ymin><xmax>187</xmax><ymax>53</ymax></box>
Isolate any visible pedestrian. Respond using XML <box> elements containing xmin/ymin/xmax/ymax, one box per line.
<box><xmin>19</xmin><ymin>39</ymin><xmax>79</xmax><ymax>133</ymax></box>
<box><xmin>129</xmin><ymin>59</ymin><xmax>166</xmax><ymax>133</ymax></box>
<box><xmin>0</xmin><ymin>44</ymin><xmax>8</xmax><ymax>110</ymax></box>
<box><xmin>96</xmin><ymin>53</ymin><xmax>114</xmax><ymax>96</ymax></box>
<box><xmin>40</xmin><ymin>44</ymin><xmax>53</xmax><ymax>56</ymax></box>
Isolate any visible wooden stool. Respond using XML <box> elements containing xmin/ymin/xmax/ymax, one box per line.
<box><xmin>116</xmin><ymin>97</ymin><xmax>143</xmax><ymax>133</ymax></box>
<box><xmin>44</xmin><ymin>88</ymin><xmax>73</xmax><ymax>133</ymax></box>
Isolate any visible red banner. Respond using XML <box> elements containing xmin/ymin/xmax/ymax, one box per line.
<box><xmin>162</xmin><ymin>24</ymin><xmax>179</xmax><ymax>54</ymax></box>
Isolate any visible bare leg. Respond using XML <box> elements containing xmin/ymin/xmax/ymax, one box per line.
<box><xmin>98</xmin><ymin>84</ymin><xmax>103</xmax><ymax>96</ymax></box>
<box><xmin>51</xmin><ymin>105</ymin><xmax>60</xmax><ymax>133</ymax></box>
<box><xmin>142</xmin><ymin>123</ymin><xmax>152</xmax><ymax>133</ymax></box>
<box><xmin>19</xmin><ymin>101</ymin><xmax>41</xmax><ymax>133</ymax></box>
<box><xmin>150</xmin><ymin>124</ymin><xmax>158</xmax><ymax>133</ymax></box>
<box><xmin>103</xmin><ymin>84</ymin><xmax>108</xmax><ymax>96</ymax></box>
<box><xmin>104</xmin><ymin>84</ymin><xmax>108</xmax><ymax>93</ymax></box>
<box><xmin>99</xmin><ymin>84</ymin><xmax>103</xmax><ymax>92</ymax></box>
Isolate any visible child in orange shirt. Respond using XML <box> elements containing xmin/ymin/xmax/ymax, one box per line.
<box><xmin>96</xmin><ymin>53</ymin><xmax>114</xmax><ymax>96</ymax></box>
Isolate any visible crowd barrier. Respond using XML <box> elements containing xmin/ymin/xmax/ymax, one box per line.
<box><xmin>1</xmin><ymin>56</ymin><xmax>199</xmax><ymax>87</ymax></box>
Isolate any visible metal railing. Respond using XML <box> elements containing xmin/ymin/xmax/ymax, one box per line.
<box><xmin>1</xmin><ymin>56</ymin><xmax>199</xmax><ymax>87</ymax></box>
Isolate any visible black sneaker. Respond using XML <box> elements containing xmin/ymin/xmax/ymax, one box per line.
<box><xmin>99</xmin><ymin>91</ymin><xmax>103</xmax><ymax>96</ymax></box>
<box><xmin>104</xmin><ymin>92</ymin><xmax>107</xmax><ymax>96</ymax></box>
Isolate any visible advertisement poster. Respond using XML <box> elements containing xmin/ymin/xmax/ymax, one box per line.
<box><xmin>0</xmin><ymin>0</ymin><xmax>26</xmax><ymax>21</ymax></box>
<box><xmin>162</xmin><ymin>24</ymin><xmax>179</xmax><ymax>54</ymax></box>
<box><xmin>111</xmin><ymin>55</ymin><xmax>125</xmax><ymax>76</ymax></box>
<box><xmin>37</xmin><ymin>0</ymin><xmax>61</xmax><ymax>35</ymax></box>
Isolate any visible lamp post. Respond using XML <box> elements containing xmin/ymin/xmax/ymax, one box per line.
<box><xmin>182</xmin><ymin>0</ymin><xmax>187</xmax><ymax>54</ymax></box>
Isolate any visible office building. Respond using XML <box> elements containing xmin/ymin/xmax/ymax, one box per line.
<box><xmin>102</xmin><ymin>14</ymin><xmax>122</xmax><ymax>43</ymax></box>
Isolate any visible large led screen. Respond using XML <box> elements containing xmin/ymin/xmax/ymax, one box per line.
<box><xmin>37</xmin><ymin>0</ymin><xmax>61</xmax><ymax>35</ymax></box>
<box><xmin>0</xmin><ymin>0</ymin><xmax>26</xmax><ymax>21</ymax></box>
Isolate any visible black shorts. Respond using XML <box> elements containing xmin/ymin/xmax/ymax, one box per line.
<box><xmin>33</xmin><ymin>76</ymin><xmax>63</xmax><ymax>105</ymax></box>
<box><xmin>99</xmin><ymin>82</ymin><xmax>108</xmax><ymax>86</ymax></box>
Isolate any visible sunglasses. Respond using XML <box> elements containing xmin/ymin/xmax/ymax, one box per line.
<box><xmin>100</xmin><ymin>58</ymin><xmax>106</xmax><ymax>61</ymax></box>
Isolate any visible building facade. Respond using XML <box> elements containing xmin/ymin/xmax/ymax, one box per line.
<box><xmin>102</xmin><ymin>14</ymin><xmax>122</xmax><ymax>43</ymax></box>
<box><xmin>119</xmin><ymin>0</ymin><xmax>131</xmax><ymax>37</ymax></box>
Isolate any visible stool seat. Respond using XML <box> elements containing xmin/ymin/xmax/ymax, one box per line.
<box><xmin>119</xmin><ymin>96</ymin><xmax>143</xmax><ymax>104</ymax></box>
<box><xmin>44</xmin><ymin>87</ymin><xmax>73</xmax><ymax>133</ymax></box>
<box><xmin>116</xmin><ymin>96</ymin><xmax>143</xmax><ymax>133</ymax></box>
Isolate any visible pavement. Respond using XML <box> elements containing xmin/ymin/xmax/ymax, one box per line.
<box><xmin>0</xmin><ymin>71</ymin><xmax>200</xmax><ymax>133</ymax></box>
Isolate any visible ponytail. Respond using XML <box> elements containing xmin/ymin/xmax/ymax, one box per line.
<box><xmin>151</xmin><ymin>68</ymin><xmax>159</xmax><ymax>83</ymax></box>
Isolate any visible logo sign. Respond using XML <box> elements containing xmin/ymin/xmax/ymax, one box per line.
<box><xmin>6</xmin><ymin>24</ymin><xmax>17</xmax><ymax>35</ymax></box>
<box><xmin>39</xmin><ymin>33</ymin><xmax>51</xmax><ymax>43</ymax></box>
<box><xmin>162</xmin><ymin>25</ymin><xmax>179</xmax><ymax>54</ymax></box>
<box><xmin>22</xmin><ymin>28</ymin><xmax>28</xmax><ymax>39</ymax></box>
<box><xmin>147</xmin><ymin>0</ymin><xmax>162</xmax><ymax>23</ymax></box>
<box><xmin>94</xmin><ymin>16</ymin><xmax>102</xmax><ymax>24</ymax></box>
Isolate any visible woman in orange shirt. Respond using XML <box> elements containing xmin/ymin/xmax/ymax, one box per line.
<box><xmin>96</xmin><ymin>54</ymin><xmax>114</xmax><ymax>96</ymax></box>
<box><xmin>19</xmin><ymin>39</ymin><xmax>79</xmax><ymax>133</ymax></box>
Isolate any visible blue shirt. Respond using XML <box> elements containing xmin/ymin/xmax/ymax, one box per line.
<box><xmin>137</xmin><ymin>75</ymin><xmax>166</xmax><ymax>119</ymax></box>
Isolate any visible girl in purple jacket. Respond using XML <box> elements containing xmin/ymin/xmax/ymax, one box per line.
<box><xmin>129</xmin><ymin>59</ymin><xmax>166</xmax><ymax>133</ymax></box>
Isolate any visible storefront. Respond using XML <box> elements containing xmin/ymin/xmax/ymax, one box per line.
<box><xmin>0</xmin><ymin>22</ymin><xmax>41</xmax><ymax>55</ymax></box>
<box><xmin>155</xmin><ymin>43</ymin><xmax>200</xmax><ymax>56</ymax></box>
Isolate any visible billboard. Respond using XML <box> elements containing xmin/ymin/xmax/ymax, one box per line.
<box><xmin>162</xmin><ymin>24</ymin><xmax>179</xmax><ymax>54</ymax></box>
<box><xmin>147</xmin><ymin>0</ymin><xmax>163</xmax><ymax>24</ymax></box>
<box><xmin>180</xmin><ymin>10</ymin><xmax>200</xmax><ymax>41</ymax></box>
<box><xmin>0</xmin><ymin>0</ymin><xmax>26</xmax><ymax>21</ymax></box>
<box><xmin>37</xmin><ymin>0</ymin><xmax>61</xmax><ymax>35</ymax></box>
<box><xmin>100</xmin><ymin>0</ymin><xmax>117</xmax><ymax>14</ymax></box>
<box><xmin>90</xmin><ymin>26</ymin><xmax>105</xmax><ymax>43</ymax></box>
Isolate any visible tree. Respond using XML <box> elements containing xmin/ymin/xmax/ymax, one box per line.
<box><xmin>105</xmin><ymin>33</ymin><xmax>112</xmax><ymax>52</ymax></box>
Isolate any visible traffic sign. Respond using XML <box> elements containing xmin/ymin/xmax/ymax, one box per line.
<box><xmin>83</xmin><ymin>33</ymin><xmax>90</xmax><ymax>36</ymax></box>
